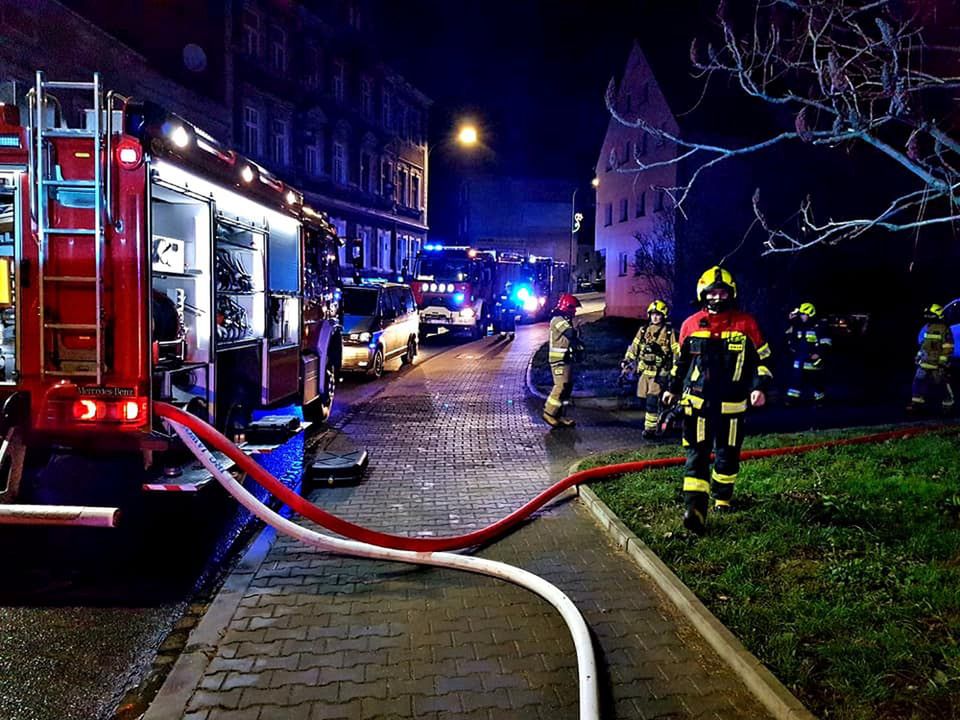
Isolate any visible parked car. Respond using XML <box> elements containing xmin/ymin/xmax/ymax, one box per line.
<box><xmin>341</xmin><ymin>282</ymin><xmax>419</xmax><ymax>377</ymax></box>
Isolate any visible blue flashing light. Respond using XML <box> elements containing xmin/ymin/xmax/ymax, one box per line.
<box><xmin>424</xmin><ymin>244</ymin><xmax>443</xmax><ymax>251</ymax></box>
<box><xmin>368</xmin><ymin>341</ymin><xmax>377</xmax><ymax>349</ymax></box>
<box><xmin>453</xmin><ymin>292</ymin><xmax>465</xmax><ymax>305</ymax></box>
<box><xmin>513</xmin><ymin>285</ymin><xmax>532</xmax><ymax>303</ymax></box>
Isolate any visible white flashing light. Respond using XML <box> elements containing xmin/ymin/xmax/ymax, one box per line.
<box><xmin>523</xmin><ymin>297</ymin><xmax>539</xmax><ymax>313</ymax></box>
<box><xmin>170</xmin><ymin>125</ymin><xmax>191</xmax><ymax>149</ymax></box>
<box><xmin>430</xmin><ymin>283</ymin><xmax>438</xmax><ymax>292</ymax></box>
<box><xmin>285</xmin><ymin>189</ymin><xmax>297</xmax><ymax>205</ymax></box>
<box><xmin>462</xmin><ymin>308</ymin><xmax>476</xmax><ymax>319</ymax></box>
<box><xmin>240</xmin><ymin>165</ymin><xmax>255</xmax><ymax>183</ymax></box>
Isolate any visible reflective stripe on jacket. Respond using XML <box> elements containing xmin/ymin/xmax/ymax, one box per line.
<box><xmin>669</xmin><ymin>309</ymin><xmax>772</xmax><ymax>413</ymax></box>
<box><xmin>917</xmin><ymin>321</ymin><xmax>954</xmax><ymax>370</ymax></box>
<box><xmin>549</xmin><ymin>315</ymin><xmax>578</xmax><ymax>365</ymax></box>
<box><xmin>624</xmin><ymin>322</ymin><xmax>677</xmax><ymax>377</ymax></box>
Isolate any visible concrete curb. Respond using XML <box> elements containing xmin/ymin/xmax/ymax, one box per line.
<box><xmin>143</xmin><ymin>526</ymin><xmax>279</xmax><ymax>720</ymax></box>
<box><xmin>572</xmin><ymin>470</ymin><xmax>817</xmax><ymax>720</ymax></box>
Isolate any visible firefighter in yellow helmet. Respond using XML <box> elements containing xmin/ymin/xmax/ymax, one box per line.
<box><xmin>621</xmin><ymin>299</ymin><xmax>679</xmax><ymax>438</ymax></box>
<box><xmin>543</xmin><ymin>293</ymin><xmax>584</xmax><ymax>428</ymax></box>
<box><xmin>909</xmin><ymin>303</ymin><xmax>955</xmax><ymax>414</ymax></box>
<box><xmin>662</xmin><ymin>266</ymin><xmax>772</xmax><ymax>535</ymax></box>
<box><xmin>784</xmin><ymin>302</ymin><xmax>832</xmax><ymax>404</ymax></box>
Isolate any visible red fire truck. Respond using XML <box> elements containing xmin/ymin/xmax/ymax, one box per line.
<box><xmin>0</xmin><ymin>73</ymin><xmax>343</xmax><ymax>524</ymax></box>
<box><xmin>411</xmin><ymin>245</ymin><xmax>497</xmax><ymax>338</ymax></box>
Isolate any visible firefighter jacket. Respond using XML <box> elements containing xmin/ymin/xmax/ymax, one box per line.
<box><xmin>917</xmin><ymin>321</ymin><xmax>954</xmax><ymax>371</ymax></box>
<box><xmin>548</xmin><ymin>315</ymin><xmax>583</xmax><ymax>366</ymax></box>
<box><xmin>785</xmin><ymin>319</ymin><xmax>831</xmax><ymax>371</ymax></box>
<box><xmin>669</xmin><ymin>309</ymin><xmax>773</xmax><ymax>414</ymax></box>
<box><xmin>623</xmin><ymin>322</ymin><xmax>678</xmax><ymax>379</ymax></box>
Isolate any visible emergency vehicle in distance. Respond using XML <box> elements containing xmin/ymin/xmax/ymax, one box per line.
<box><xmin>0</xmin><ymin>73</ymin><xmax>343</xmax><ymax>524</ymax></box>
<box><xmin>412</xmin><ymin>244</ymin><xmax>497</xmax><ymax>338</ymax></box>
<box><xmin>494</xmin><ymin>253</ymin><xmax>571</xmax><ymax>322</ymax></box>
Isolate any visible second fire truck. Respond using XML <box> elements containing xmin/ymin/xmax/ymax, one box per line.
<box><xmin>412</xmin><ymin>245</ymin><xmax>497</xmax><ymax>338</ymax></box>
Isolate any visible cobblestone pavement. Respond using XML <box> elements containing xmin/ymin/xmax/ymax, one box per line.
<box><xmin>174</xmin><ymin>324</ymin><xmax>774</xmax><ymax>720</ymax></box>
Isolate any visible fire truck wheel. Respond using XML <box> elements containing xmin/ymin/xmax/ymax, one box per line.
<box><xmin>304</xmin><ymin>361</ymin><xmax>336</xmax><ymax>423</ymax></box>
<box><xmin>369</xmin><ymin>348</ymin><xmax>385</xmax><ymax>379</ymax></box>
<box><xmin>401</xmin><ymin>337</ymin><xmax>417</xmax><ymax>365</ymax></box>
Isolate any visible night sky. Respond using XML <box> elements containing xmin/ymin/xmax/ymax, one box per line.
<box><xmin>376</xmin><ymin>0</ymin><xmax>694</xmax><ymax>180</ymax></box>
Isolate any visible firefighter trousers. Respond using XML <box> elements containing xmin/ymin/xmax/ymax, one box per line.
<box><xmin>636</xmin><ymin>373</ymin><xmax>666</xmax><ymax>431</ymax></box>
<box><xmin>682</xmin><ymin>411</ymin><xmax>745</xmax><ymax>516</ymax></box>
<box><xmin>911</xmin><ymin>367</ymin><xmax>955</xmax><ymax>412</ymax></box>
<box><xmin>786</xmin><ymin>361</ymin><xmax>825</xmax><ymax>403</ymax></box>
<box><xmin>544</xmin><ymin>363</ymin><xmax>573</xmax><ymax>419</ymax></box>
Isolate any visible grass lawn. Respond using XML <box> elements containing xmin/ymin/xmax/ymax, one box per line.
<box><xmin>531</xmin><ymin>316</ymin><xmax>641</xmax><ymax>396</ymax></box>
<box><xmin>584</xmin><ymin>427</ymin><xmax>960</xmax><ymax>720</ymax></box>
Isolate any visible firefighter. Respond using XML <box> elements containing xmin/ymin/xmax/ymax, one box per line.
<box><xmin>543</xmin><ymin>293</ymin><xmax>584</xmax><ymax>428</ymax></box>
<box><xmin>784</xmin><ymin>302</ymin><xmax>831</xmax><ymax>405</ymax></box>
<box><xmin>662</xmin><ymin>266</ymin><xmax>773</xmax><ymax>535</ymax></box>
<box><xmin>621</xmin><ymin>299</ymin><xmax>679</xmax><ymax>438</ymax></box>
<box><xmin>909</xmin><ymin>303</ymin><xmax>955</xmax><ymax>414</ymax></box>
<box><xmin>495</xmin><ymin>281</ymin><xmax>518</xmax><ymax>340</ymax></box>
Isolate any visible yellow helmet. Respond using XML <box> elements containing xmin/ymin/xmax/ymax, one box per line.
<box><xmin>798</xmin><ymin>302</ymin><xmax>816</xmax><ymax>318</ymax></box>
<box><xmin>925</xmin><ymin>303</ymin><xmax>944</xmax><ymax>319</ymax></box>
<box><xmin>647</xmin><ymin>299</ymin><xmax>669</xmax><ymax>318</ymax></box>
<box><xmin>696</xmin><ymin>266</ymin><xmax>737</xmax><ymax>302</ymax></box>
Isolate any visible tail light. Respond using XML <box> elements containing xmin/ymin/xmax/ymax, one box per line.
<box><xmin>72</xmin><ymin>397</ymin><xmax>147</xmax><ymax>424</ymax></box>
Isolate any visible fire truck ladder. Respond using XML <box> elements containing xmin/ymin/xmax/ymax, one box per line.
<box><xmin>31</xmin><ymin>72</ymin><xmax>106</xmax><ymax>384</ymax></box>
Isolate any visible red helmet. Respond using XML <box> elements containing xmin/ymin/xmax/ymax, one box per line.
<box><xmin>555</xmin><ymin>293</ymin><xmax>582</xmax><ymax>316</ymax></box>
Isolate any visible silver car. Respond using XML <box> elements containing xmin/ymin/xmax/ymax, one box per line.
<box><xmin>341</xmin><ymin>283</ymin><xmax>420</xmax><ymax>377</ymax></box>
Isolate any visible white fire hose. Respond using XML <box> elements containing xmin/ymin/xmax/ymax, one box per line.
<box><xmin>166</xmin><ymin>417</ymin><xmax>599</xmax><ymax>720</ymax></box>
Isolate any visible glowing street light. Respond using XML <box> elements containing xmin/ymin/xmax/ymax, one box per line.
<box><xmin>591</xmin><ymin>177</ymin><xmax>599</xmax><ymax>188</ymax></box>
<box><xmin>457</xmin><ymin>124</ymin><xmax>479</xmax><ymax>147</ymax></box>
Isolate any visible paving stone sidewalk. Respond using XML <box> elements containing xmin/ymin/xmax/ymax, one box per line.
<box><xmin>157</xmin><ymin>326</ymin><xmax>775</xmax><ymax>720</ymax></box>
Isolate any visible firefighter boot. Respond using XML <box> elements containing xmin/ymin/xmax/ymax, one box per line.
<box><xmin>542</xmin><ymin>411</ymin><xmax>559</xmax><ymax>427</ymax></box>
<box><xmin>714</xmin><ymin>499</ymin><xmax>733</xmax><ymax>514</ymax></box>
<box><xmin>683</xmin><ymin>490</ymin><xmax>708</xmax><ymax>535</ymax></box>
<box><xmin>683</xmin><ymin>506</ymin><xmax>707</xmax><ymax>535</ymax></box>
<box><xmin>641</xmin><ymin>428</ymin><xmax>657</xmax><ymax>440</ymax></box>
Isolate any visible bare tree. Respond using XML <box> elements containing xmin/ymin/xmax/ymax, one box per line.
<box><xmin>632</xmin><ymin>210</ymin><xmax>676</xmax><ymax>301</ymax></box>
<box><xmin>607</xmin><ymin>0</ymin><xmax>960</xmax><ymax>252</ymax></box>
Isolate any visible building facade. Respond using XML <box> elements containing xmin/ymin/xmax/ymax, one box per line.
<box><xmin>236</xmin><ymin>0</ymin><xmax>430</xmax><ymax>278</ymax></box>
<box><xmin>1</xmin><ymin>0</ymin><xmax>430</xmax><ymax>279</ymax></box>
<box><xmin>594</xmin><ymin>42</ymin><xmax>678</xmax><ymax>318</ymax></box>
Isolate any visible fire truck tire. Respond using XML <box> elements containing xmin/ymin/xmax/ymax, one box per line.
<box><xmin>369</xmin><ymin>347</ymin><xmax>385</xmax><ymax>379</ymax></box>
<box><xmin>304</xmin><ymin>360</ymin><xmax>336</xmax><ymax>423</ymax></box>
<box><xmin>401</xmin><ymin>337</ymin><xmax>417</xmax><ymax>365</ymax></box>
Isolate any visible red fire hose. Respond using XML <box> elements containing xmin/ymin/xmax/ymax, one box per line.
<box><xmin>155</xmin><ymin>402</ymin><xmax>947</xmax><ymax>552</ymax></box>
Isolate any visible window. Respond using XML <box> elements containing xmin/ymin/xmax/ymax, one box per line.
<box><xmin>242</xmin><ymin>7</ymin><xmax>261</xmax><ymax>57</ymax></box>
<box><xmin>638</xmin><ymin>82</ymin><xmax>649</xmax><ymax>105</ymax></box>
<box><xmin>305</xmin><ymin>47</ymin><xmax>321</xmax><ymax>89</ymax></box>
<box><xmin>360</xmin><ymin>77</ymin><xmax>373</xmax><ymax>117</ymax></box>
<box><xmin>618</xmin><ymin>252</ymin><xmax>629</xmax><ymax>277</ymax></box>
<box><xmin>243</xmin><ymin>105</ymin><xmax>261</xmax><ymax>155</ymax></box>
<box><xmin>398</xmin><ymin>168</ymin><xmax>408</xmax><ymax>206</ymax></box>
<box><xmin>410</xmin><ymin>110</ymin><xmax>422</xmax><ymax>144</ymax></box>
<box><xmin>606</xmin><ymin>147</ymin><xmax>616</xmax><ymax>172</ymax></box>
<box><xmin>271</xmin><ymin>119</ymin><xmax>289</xmax><ymax>166</ymax></box>
<box><xmin>333</xmin><ymin>141</ymin><xmax>347</xmax><ymax>184</ymax></box>
<box><xmin>332</xmin><ymin>61</ymin><xmax>345</xmax><ymax>103</ymax></box>
<box><xmin>381</xmin><ymin>160</ymin><xmax>393</xmax><ymax>198</ymax></box>
<box><xmin>411</xmin><ymin>175</ymin><xmax>421</xmax><ymax>209</ymax></box>
<box><xmin>304</xmin><ymin>140</ymin><xmax>321</xmax><ymax>176</ymax></box>
<box><xmin>604</xmin><ymin>203</ymin><xmax>613</xmax><ymax>226</ymax></box>
<box><xmin>619</xmin><ymin>198</ymin><xmax>628</xmax><ymax>222</ymax></box>
<box><xmin>635</xmin><ymin>191</ymin><xmax>646</xmax><ymax>218</ymax></box>
<box><xmin>654</xmin><ymin>189</ymin><xmax>666</xmax><ymax>212</ymax></box>
<box><xmin>625</xmin><ymin>93</ymin><xmax>632</xmax><ymax>114</ymax></box>
<box><xmin>269</xmin><ymin>25</ymin><xmax>286</xmax><ymax>72</ymax></box>
<box><xmin>360</xmin><ymin>151</ymin><xmax>371</xmax><ymax>192</ymax></box>
<box><xmin>382</xmin><ymin>89</ymin><xmax>392</xmax><ymax>129</ymax></box>
<box><xmin>623</xmin><ymin>141</ymin><xmax>632</xmax><ymax>165</ymax></box>
<box><xmin>637</xmin><ymin>133</ymin><xmax>648</xmax><ymax>157</ymax></box>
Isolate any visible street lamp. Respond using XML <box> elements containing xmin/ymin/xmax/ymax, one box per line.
<box><xmin>424</xmin><ymin>121</ymin><xmax>481</xmax><ymax>243</ymax></box>
<box><xmin>570</xmin><ymin>178</ymin><xmax>599</xmax><ymax>288</ymax></box>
